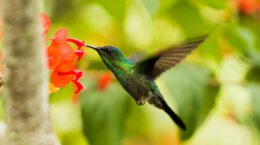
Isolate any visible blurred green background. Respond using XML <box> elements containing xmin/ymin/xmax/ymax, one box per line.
<box><xmin>2</xmin><ymin>0</ymin><xmax>260</xmax><ymax>145</ymax></box>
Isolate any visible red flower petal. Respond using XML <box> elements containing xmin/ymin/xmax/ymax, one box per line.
<box><xmin>72</xmin><ymin>79</ymin><xmax>85</xmax><ymax>94</ymax></box>
<box><xmin>40</xmin><ymin>13</ymin><xmax>51</xmax><ymax>35</ymax></box>
<box><xmin>47</xmin><ymin>43</ymin><xmax>62</xmax><ymax>69</ymax></box>
<box><xmin>60</xmin><ymin>43</ymin><xmax>76</xmax><ymax>63</ymax></box>
<box><xmin>67</xmin><ymin>38</ymin><xmax>85</xmax><ymax>50</ymax></box>
<box><xmin>74</xmin><ymin>70</ymin><xmax>84</xmax><ymax>80</ymax></box>
<box><xmin>51</xmin><ymin>64</ymin><xmax>75</xmax><ymax>87</ymax></box>
<box><xmin>52</xmin><ymin>28</ymin><xmax>68</xmax><ymax>46</ymax></box>
<box><xmin>97</xmin><ymin>72</ymin><xmax>113</xmax><ymax>91</ymax></box>
<box><xmin>75</xmin><ymin>50</ymin><xmax>85</xmax><ymax>61</ymax></box>
<box><xmin>47</xmin><ymin>40</ymin><xmax>76</xmax><ymax>69</ymax></box>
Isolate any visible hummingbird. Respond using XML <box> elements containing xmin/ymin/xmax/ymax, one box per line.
<box><xmin>86</xmin><ymin>36</ymin><xmax>207</xmax><ymax>130</ymax></box>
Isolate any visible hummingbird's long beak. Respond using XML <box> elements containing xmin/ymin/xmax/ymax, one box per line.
<box><xmin>85</xmin><ymin>44</ymin><xmax>99</xmax><ymax>51</ymax></box>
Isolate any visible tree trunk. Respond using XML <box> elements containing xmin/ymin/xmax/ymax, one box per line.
<box><xmin>2</xmin><ymin>0</ymin><xmax>60</xmax><ymax>145</ymax></box>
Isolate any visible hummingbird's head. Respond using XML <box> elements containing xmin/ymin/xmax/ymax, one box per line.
<box><xmin>86</xmin><ymin>44</ymin><xmax>132</xmax><ymax>72</ymax></box>
<box><xmin>87</xmin><ymin>45</ymin><xmax>125</xmax><ymax>61</ymax></box>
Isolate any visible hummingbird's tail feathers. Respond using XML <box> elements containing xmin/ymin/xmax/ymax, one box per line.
<box><xmin>159</xmin><ymin>97</ymin><xmax>186</xmax><ymax>130</ymax></box>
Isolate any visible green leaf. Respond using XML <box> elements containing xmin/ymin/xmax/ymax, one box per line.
<box><xmin>169</xmin><ymin>1</ymin><xmax>209</xmax><ymax>37</ymax></box>
<box><xmin>247</xmin><ymin>50</ymin><xmax>260</xmax><ymax>67</ymax></box>
<box><xmin>223</xmin><ymin>24</ymin><xmax>260</xmax><ymax>68</ymax></box>
<box><xmin>223</xmin><ymin>25</ymin><xmax>256</xmax><ymax>54</ymax></box>
<box><xmin>160</xmin><ymin>63</ymin><xmax>219</xmax><ymax>140</ymax></box>
<box><xmin>139</xmin><ymin>0</ymin><xmax>160</xmax><ymax>16</ymax></box>
<box><xmin>198</xmin><ymin>31</ymin><xmax>221</xmax><ymax>62</ymax></box>
<box><xmin>247</xmin><ymin>84</ymin><xmax>260</xmax><ymax>131</ymax></box>
<box><xmin>199</xmin><ymin>0</ymin><xmax>228</xmax><ymax>9</ymax></box>
<box><xmin>90</xmin><ymin>0</ymin><xmax>126</xmax><ymax>22</ymax></box>
<box><xmin>47</xmin><ymin>0</ymin><xmax>86</xmax><ymax>21</ymax></box>
<box><xmin>80</xmin><ymin>83</ymin><xmax>130</xmax><ymax>145</ymax></box>
<box><xmin>247</xmin><ymin>65</ymin><xmax>260</xmax><ymax>83</ymax></box>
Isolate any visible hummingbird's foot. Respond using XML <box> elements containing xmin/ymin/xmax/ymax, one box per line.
<box><xmin>137</xmin><ymin>97</ymin><xmax>146</xmax><ymax>105</ymax></box>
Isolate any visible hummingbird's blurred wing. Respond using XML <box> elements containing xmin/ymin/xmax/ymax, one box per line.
<box><xmin>137</xmin><ymin>36</ymin><xmax>208</xmax><ymax>79</ymax></box>
<box><xmin>128</xmin><ymin>52</ymin><xmax>146</xmax><ymax>63</ymax></box>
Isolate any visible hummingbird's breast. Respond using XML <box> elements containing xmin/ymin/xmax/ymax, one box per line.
<box><xmin>105</xmin><ymin>59</ymin><xmax>152</xmax><ymax>102</ymax></box>
<box><xmin>114</xmin><ymin>68</ymin><xmax>152</xmax><ymax>102</ymax></box>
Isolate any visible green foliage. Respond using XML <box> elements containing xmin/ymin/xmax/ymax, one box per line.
<box><xmin>169</xmin><ymin>1</ymin><xmax>209</xmax><ymax>37</ymax></box>
<box><xmin>80</xmin><ymin>81</ymin><xmax>130</xmax><ymax>145</ymax></box>
<box><xmin>140</xmin><ymin>0</ymin><xmax>160</xmax><ymax>15</ymax></box>
<box><xmin>199</xmin><ymin>0</ymin><xmax>228</xmax><ymax>9</ymax></box>
<box><xmin>198</xmin><ymin>32</ymin><xmax>221</xmax><ymax>62</ymax></box>
<box><xmin>247</xmin><ymin>84</ymin><xmax>260</xmax><ymax>131</ymax></box>
<box><xmin>223</xmin><ymin>24</ymin><xmax>256</xmax><ymax>54</ymax></box>
<box><xmin>247</xmin><ymin>65</ymin><xmax>260</xmax><ymax>83</ymax></box>
<box><xmin>89</xmin><ymin>0</ymin><xmax>126</xmax><ymax>22</ymax></box>
<box><xmin>160</xmin><ymin>63</ymin><xmax>219</xmax><ymax>140</ymax></box>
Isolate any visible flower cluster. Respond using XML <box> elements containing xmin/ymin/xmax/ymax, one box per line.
<box><xmin>40</xmin><ymin>13</ymin><xmax>85</xmax><ymax>94</ymax></box>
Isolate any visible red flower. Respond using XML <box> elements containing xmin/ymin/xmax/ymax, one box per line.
<box><xmin>97</xmin><ymin>72</ymin><xmax>113</xmax><ymax>91</ymax></box>
<box><xmin>40</xmin><ymin>14</ymin><xmax>86</xmax><ymax>94</ymax></box>
<box><xmin>48</xmin><ymin>29</ymin><xmax>85</xmax><ymax>93</ymax></box>
<box><xmin>238</xmin><ymin>0</ymin><xmax>260</xmax><ymax>14</ymax></box>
